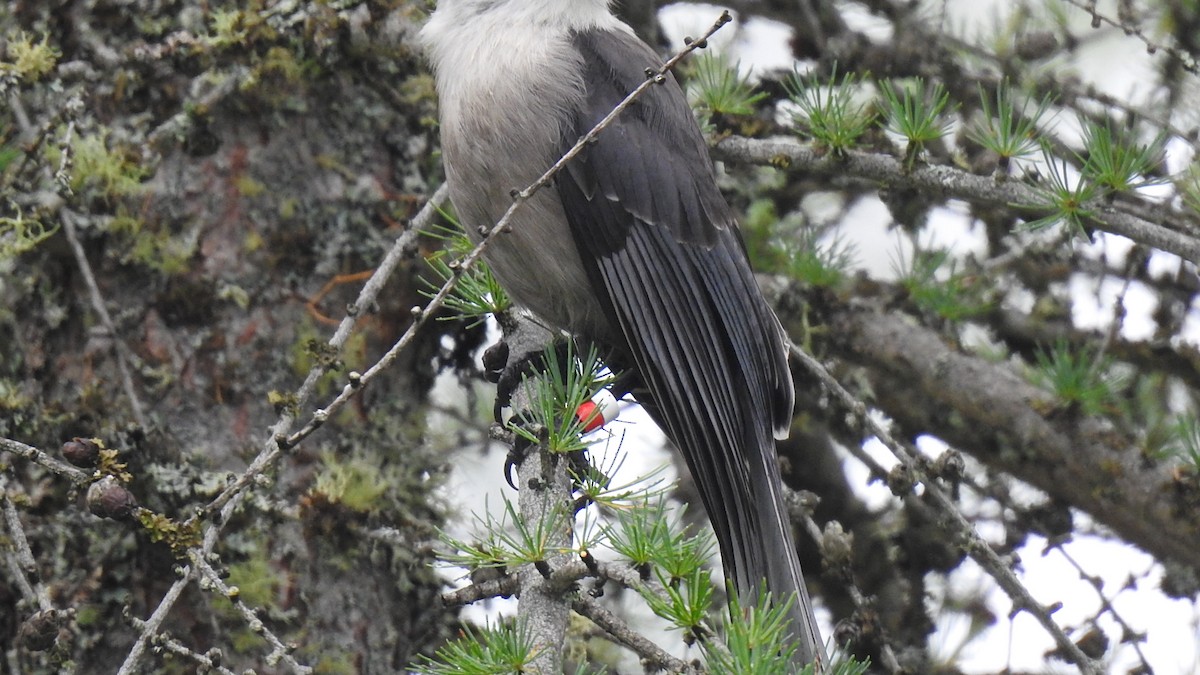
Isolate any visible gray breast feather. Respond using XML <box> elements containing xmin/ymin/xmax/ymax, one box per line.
<box><xmin>433</xmin><ymin>27</ymin><xmax>613</xmax><ymax>338</ymax></box>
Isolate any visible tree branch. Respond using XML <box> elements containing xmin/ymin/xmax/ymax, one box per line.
<box><xmin>573</xmin><ymin>595</ymin><xmax>698</xmax><ymax>674</ymax></box>
<box><xmin>714</xmin><ymin>135</ymin><xmax>1200</xmax><ymax>264</ymax></box>
<box><xmin>777</xmin><ymin>288</ymin><xmax>1200</xmax><ymax>569</ymax></box>
<box><xmin>786</xmin><ymin>339</ymin><xmax>1100</xmax><ymax>673</ymax></box>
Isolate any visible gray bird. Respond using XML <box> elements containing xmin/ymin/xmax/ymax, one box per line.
<box><xmin>421</xmin><ymin>0</ymin><xmax>825</xmax><ymax>667</ymax></box>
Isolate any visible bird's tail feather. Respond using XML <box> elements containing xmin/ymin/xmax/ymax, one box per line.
<box><xmin>744</xmin><ymin>426</ymin><xmax>826</xmax><ymax>669</ymax></box>
<box><xmin>634</xmin><ymin>388</ymin><xmax>826</xmax><ymax>670</ymax></box>
<box><xmin>566</xmin><ymin>207</ymin><xmax>826</xmax><ymax>668</ymax></box>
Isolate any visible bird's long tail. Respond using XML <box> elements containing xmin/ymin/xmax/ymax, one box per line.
<box><xmin>564</xmin><ymin>188</ymin><xmax>826</xmax><ymax>668</ymax></box>
<box><xmin>635</xmin><ymin>385</ymin><xmax>826</xmax><ymax>670</ymax></box>
<box><xmin>744</xmin><ymin>423</ymin><xmax>826</xmax><ymax>668</ymax></box>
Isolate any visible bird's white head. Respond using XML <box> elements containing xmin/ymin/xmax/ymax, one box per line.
<box><xmin>423</xmin><ymin>0</ymin><xmax>618</xmax><ymax>32</ymax></box>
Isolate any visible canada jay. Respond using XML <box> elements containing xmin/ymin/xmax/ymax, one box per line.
<box><xmin>421</xmin><ymin>0</ymin><xmax>825</xmax><ymax>666</ymax></box>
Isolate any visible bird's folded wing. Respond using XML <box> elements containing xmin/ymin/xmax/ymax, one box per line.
<box><xmin>556</xmin><ymin>28</ymin><xmax>796</xmax><ymax>592</ymax></box>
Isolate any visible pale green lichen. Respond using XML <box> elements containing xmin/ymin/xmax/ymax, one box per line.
<box><xmin>2</xmin><ymin>32</ymin><xmax>60</xmax><ymax>81</ymax></box>
<box><xmin>310</xmin><ymin>452</ymin><xmax>390</xmax><ymax>514</ymax></box>
<box><xmin>55</xmin><ymin>130</ymin><xmax>148</xmax><ymax>198</ymax></box>
<box><xmin>0</xmin><ymin>208</ymin><xmax>58</xmax><ymax>259</ymax></box>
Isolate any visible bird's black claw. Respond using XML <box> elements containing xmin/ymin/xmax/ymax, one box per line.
<box><xmin>492</xmin><ymin>350</ymin><xmax>535</xmax><ymax>423</ymax></box>
<box><xmin>503</xmin><ymin>424</ymin><xmax>535</xmax><ymax>490</ymax></box>
<box><xmin>503</xmin><ymin>453</ymin><xmax>519</xmax><ymax>490</ymax></box>
<box><xmin>491</xmin><ymin>341</ymin><xmax>574</xmax><ymax>422</ymax></box>
<box><xmin>482</xmin><ymin>340</ymin><xmax>509</xmax><ymax>384</ymax></box>
<box><xmin>488</xmin><ymin>340</ymin><xmax>582</xmax><ymax>490</ymax></box>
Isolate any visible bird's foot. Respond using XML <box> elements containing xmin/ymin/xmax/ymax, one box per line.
<box><xmin>486</xmin><ymin>339</ymin><xmax>632</xmax><ymax>491</ymax></box>
<box><xmin>487</xmin><ymin>339</ymin><xmax>575</xmax><ymax>423</ymax></box>
<box><xmin>501</xmin><ymin>403</ymin><xmax>589</xmax><ymax>491</ymax></box>
<box><xmin>505</xmin><ymin>434</ymin><xmax>598</xmax><ymax>496</ymax></box>
<box><xmin>502</xmin><ymin>423</ymin><xmax>535</xmax><ymax>490</ymax></box>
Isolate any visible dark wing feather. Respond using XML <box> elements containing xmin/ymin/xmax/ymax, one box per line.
<box><xmin>558</xmin><ymin>28</ymin><xmax>821</xmax><ymax>664</ymax></box>
<box><xmin>562</xmin><ymin>32</ymin><xmax>730</xmax><ymax>250</ymax></box>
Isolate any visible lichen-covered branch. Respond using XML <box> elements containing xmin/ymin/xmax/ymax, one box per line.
<box><xmin>714</xmin><ymin>136</ymin><xmax>1200</xmax><ymax>264</ymax></box>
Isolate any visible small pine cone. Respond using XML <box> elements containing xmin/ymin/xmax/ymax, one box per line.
<box><xmin>86</xmin><ymin>476</ymin><xmax>138</xmax><ymax>520</ymax></box>
<box><xmin>18</xmin><ymin>609</ymin><xmax>64</xmax><ymax>651</ymax></box>
<box><xmin>61</xmin><ymin>438</ymin><xmax>101</xmax><ymax>467</ymax></box>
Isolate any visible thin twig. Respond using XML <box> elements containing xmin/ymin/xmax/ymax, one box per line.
<box><xmin>787</xmin><ymin>342</ymin><xmax>1100</xmax><ymax>674</ymax></box>
<box><xmin>147</xmin><ymin>633</ymin><xmax>237</xmax><ymax>675</ymax></box>
<box><xmin>118</xmin><ymin>567</ymin><xmax>193</xmax><ymax>675</ymax></box>
<box><xmin>1053</xmin><ymin>544</ymin><xmax>1153</xmax><ymax>671</ymax></box>
<box><xmin>189</xmin><ymin>182</ymin><xmax>449</xmax><ymax>523</ymax></box>
<box><xmin>60</xmin><ymin>209</ymin><xmax>149</xmax><ymax>430</ymax></box>
<box><xmin>1061</xmin><ymin>0</ymin><xmax>1198</xmax><ymax>75</ymax></box>
<box><xmin>573</xmin><ymin>595</ymin><xmax>698</xmax><ymax>674</ymax></box>
<box><xmin>0</xmin><ymin>437</ymin><xmax>92</xmax><ymax>485</ymax></box>
<box><xmin>442</xmin><ymin>574</ymin><xmax>521</xmax><ymax>607</ymax></box>
<box><xmin>1</xmin><ymin>486</ymin><xmax>51</xmax><ymax>610</ymax></box>
<box><xmin>193</xmin><ymin>555</ymin><xmax>311</xmax><ymax>674</ymax></box>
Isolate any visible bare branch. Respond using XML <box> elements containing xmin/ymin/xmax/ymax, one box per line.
<box><xmin>811</xmin><ymin>299</ymin><xmax>1200</xmax><ymax>569</ymax></box>
<box><xmin>193</xmin><ymin>555</ymin><xmax>311</xmax><ymax>674</ymax></box>
<box><xmin>1</xmin><ymin>486</ymin><xmax>51</xmax><ymax>611</ymax></box>
<box><xmin>0</xmin><ymin>438</ymin><xmax>92</xmax><ymax>485</ymax></box>
<box><xmin>61</xmin><ymin>208</ymin><xmax>149</xmax><ymax>430</ymax></box>
<box><xmin>713</xmin><ymin>136</ymin><xmax>1200</xmax><ymax>265</ymax></box>
<box><xmin>117</xmin><ymin>568</ymin><xmax>193</xmax><ymax>675</ymax></box>
<box><xmin>787</xmin><ymin>340</ymin><xmax>1101</xmax><ymax>674</ymax></box>
<box><xmin>573</xmin><ymin>595</ymin><xmax>699</xmax><ymax>674</ymax></box>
